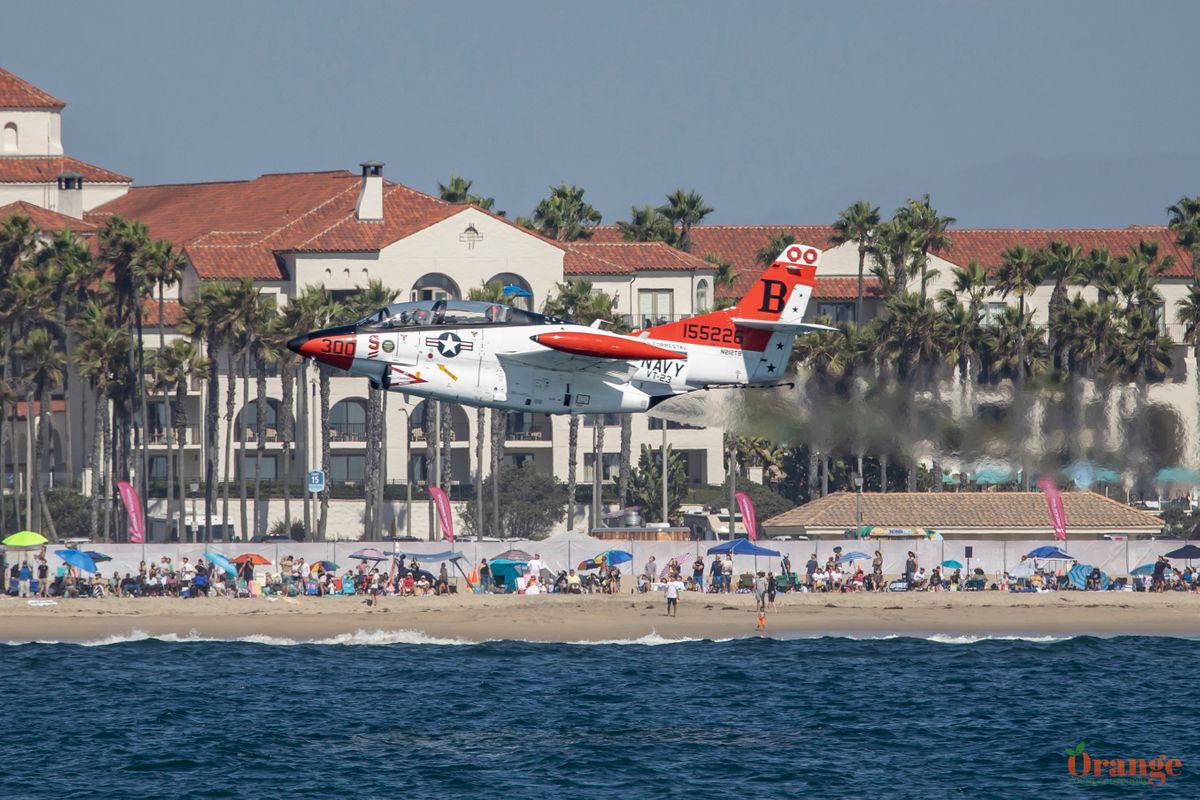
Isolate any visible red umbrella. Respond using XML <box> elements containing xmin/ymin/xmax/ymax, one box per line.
<box><xmin>233</xmin><ymin>553</ymin><xmax>271</xmax><ymax>565</ymax></box>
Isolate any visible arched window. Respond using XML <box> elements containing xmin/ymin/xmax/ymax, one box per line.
<box><xmin>411</xmin><ymin>273</ymin><xmax>461</xmax><ymax>302</ymax></box>
<box><xmin>2</xmin><ymin>122</ymin><xmax>16</xmax><ymax>153</ymax></box>
<box><xmin>695</xmin><ymin>279</ymin><xmax>710</xmax><ymax>313</ymax></box>
<box><xmin>330</xmin><ymin>398</ymin><xmax>368</xmax><ymax>441</ymax></box>
<box><xmin>487</xmin><ymin>272</ymin><xmax>533</xmax><ymax>311</ymax></box>
<box><xmin>238</xmin><ymin>399</ymin><xmax>282</xmax><ymax>441</ymax></box>
<box><xmin>410</xmin><ymin>399</ymin><xmax>470</xmax><ymax>441</ymax></box>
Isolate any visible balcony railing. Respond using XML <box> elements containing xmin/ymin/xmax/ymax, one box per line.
<box><xmin>147</xmin><ymin>426</ymin><xmax>200</xmax><ymax>446</ymax></box>
<box><xmin>330</xmin><ymin>422</ymin><xmax>367</xmax><ymax>442</ymax></box>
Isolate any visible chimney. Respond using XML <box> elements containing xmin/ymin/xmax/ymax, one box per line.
<box><xmin>56</xmin><ymin>171</ymin><xmax>84</xmax><ymax>219</ymax></box>
<box><xmin>355</xmin><ymin>161</ymin><xmax>384</xmax><ymax>221</ymax></box>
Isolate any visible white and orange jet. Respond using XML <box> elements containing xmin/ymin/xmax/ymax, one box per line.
<box><xmin>287</xmin><ymin>244</ymin><xmax>829</xmax><ymax>414</ymax></box>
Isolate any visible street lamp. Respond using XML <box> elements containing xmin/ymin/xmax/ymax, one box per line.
<box><xmin>853</xmin><ymin>473</ymin><xmax>864</xmax><ymax>535</ymax></box>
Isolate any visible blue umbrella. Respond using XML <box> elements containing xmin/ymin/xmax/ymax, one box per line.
<box><xmin>204</xmin><ymin>552</ymin><xmax>237</xmax><ymax>578</ymax></box>
<box><xmin>941</xmin><ymin>559</ymin><xmax>963</xmax><ymax>569</ymax></box>
<box><xmin>1026</xmin><ymin>546</ymin><xmax>1072</xmax><ymax>561</ymax></box>
<box><xmin>1130</xmin><ymin>563</ymin><xmax>1156</xmax><ymax>577</ymax></box>
<box><xmin>1165</xmin><ymin>544</ymin><xmax>1200</xmax><ymax>560</ymax></box>
<box><xmin>502</xmin><ymin>284</ymin><xmax>532</xmax><ymax>298</ymax></box>
<box><xmin>54</xmin><ymin>549</ymin><xmax>97</xmax><ymax>574</ymax></box>
<box><xmin>836</xmin><ymin>551</ymin><xmax>871</xmax><ymax>563</ymax></box>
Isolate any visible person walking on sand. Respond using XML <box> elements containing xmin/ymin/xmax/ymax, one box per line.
<box><xmin>664</xmin><ymin>574</ymin><xmax>685</xmax><ymax>616</ymax></box>
<box><xmin>805</xmin><ymin>553</ymin><xmax>818</xmax><ymax>591</ymax></box>
<box><xmin>904</xmin><ymin>551</ymin><xmax>917</xmax><ymax>589</ymax></box>
<box><xmin>766</xmin><ymin>571</ymin><xmax>778</xmax><ymax>611</ymax></box>
<box><xmin>754</xmin><ymin>571</ymin><xmax>767</xmax><ymax>611</ymax></box>
<box><xmin>872</xmin><ymin>550</ymin><xmax>884</xmax><ymax>592</ymax></box>
<box><xmin>723</xmin><ymin>554</ymin><xmax>734</xmax><ymax>593</ymax></box>
<box><xmin>692</xmin><ymin>556</ymin><xmax>705</xmax><ymax>592</ymax></box>
<box><xmin>478</xmin><ymin>559</ymin><xmax>491</xmax><ymax>594</ymax></box>
<box><xmin>709</xmin><ymin>555</ymin><xmax>722</xmax><ymax>593</ymax></box>
<box><xmin>644</xmin><ymin>555</ymin><xmax>657</xmax><ymax>584</ymax></box>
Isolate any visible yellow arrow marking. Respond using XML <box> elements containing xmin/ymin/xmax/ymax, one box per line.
<box><xmin>437</xmin><ymin>363</ymin><xmax>458</xmax><ymax>381</ymax></box>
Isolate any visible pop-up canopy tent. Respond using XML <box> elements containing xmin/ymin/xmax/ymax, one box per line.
<box><xmin>706</xmin><ymin>538</ymin><xmax>780</xmax><ymax>557</ymax></box>
<box><xmin>1026</xmin><ymin>546</ymin><xmax>1072</xmax><ymax>560</ymax></box>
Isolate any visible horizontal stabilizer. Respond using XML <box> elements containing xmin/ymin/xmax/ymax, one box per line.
<box><xmin>731</xmin><ymin>318</ymin><xmax>838</xmax><ymax>333</ymax></box>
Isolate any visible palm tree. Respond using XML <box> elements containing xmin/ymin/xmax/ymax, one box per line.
<box><xmin>543</xmin><ymin>281</ymin><xmax>624</xmax><ymax>526</ymax></box>
<box><xmin>0</xmin><ymin>213</ymin><xmax>40</xmax><ymax>526</ymax></box>
<box><xmin>1037</xmin><ymin>241</ymin><xmax>1085</xmax><ymax>368</ymax></box>
<box><xmin>869</xmin><ymin>219</ymin><xmax>917</xmax><ymax>296</ymax></box>
<box><xmin>1167</xmin><ymin>195</ymin><xmax>1200</xmax><ymax>281</ymax></box>
<box><xmin>529</xmin><ymin>183</ymin><xmax>601</xmax><ymax>241</ymax></box>
<box><xmin>618</xmin><ymin>205</ymin><xmax>675</xmax><ymax>244</ymax></box>
<box><xmin>152</xmin><ymin>338</ymin><xmax>205</xmax><ymax>541</ymax></box>
<box><xmin>215</xmin><ymin>279</ymin><xmax>257</xmax><ymax>541</ymax></box>
<box><xmin>348</xmin><ymin>280</ymin><xmax>399</xmax><ymax>540</ymax></box>
<box><xmin>16</xmin><ymin>327</ymin><xmax>65</xmax><ymax>540</ymax></box>
<box><xmin>76</xmin><ymin>302</ymin><xmax>126</xmax><ymax>539</ymax></box>
<box><xmin>277</xmin><ymin>291</ymin><xmax>323</xmax><ymax>537</ymax></box>
<box><xmin>831</xmin><ymin>201</ymin><xmax>881</xmax><ymax>322</ymax></box>
<box><xmin>755</xmin><ymin>231</ymin><xmax>796</xmax><ymax>268</ymax></box>
<box><xmin>896</xmin><ymin>195</ymin><xmax>954</xmax><ymax>299</ymax></box>
<box><xmin>179</xmin><ymin>283</ymin><xmax>229</xmax><ymax>542</ymax></box>
<box><xmin>247</xmin><ymin>301</ymin><xmax>279</xmax><ymax>540</ymax></box>
<box><xmin>437</xmin><ymin>174</ymin><xmax>500</xmax><ymax>213</ymax></box>
<box><xmin>874</xmin><ymin>293</ymin><xmax>945</xmax><ymax>490</ymax></box>
<box><xmin>657</xmin><ymin>189</ymin><xmax>713</xmax><ymax>252</ymax></box>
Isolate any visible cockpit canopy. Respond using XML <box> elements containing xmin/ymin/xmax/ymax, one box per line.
<box><xmin>356</xmin><ymin>299</ymin><xmax>563</xmax><ymax>330</ymax></box>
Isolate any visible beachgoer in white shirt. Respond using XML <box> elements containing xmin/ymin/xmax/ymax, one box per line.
<box><xmin>527</xmin><ymin>554</ymin><xmax>543</xmax><ymax>578</ymax></box>
<box><xmin>665</xmin><ymin>578</ymin><xmax>685</xmax><ymax>616</ymax></box>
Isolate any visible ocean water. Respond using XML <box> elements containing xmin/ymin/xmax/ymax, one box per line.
<box><xmin>2</xmin><ymin>632</ymin><xmax>1197</xmax><ymax>798</ymax></box>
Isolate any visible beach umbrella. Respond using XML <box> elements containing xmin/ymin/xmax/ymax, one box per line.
<box><xmin>54</xmin><ymin>549</ymin><xmax>97</xmax><ymax>574</ymax></box>
<box><xmin>84</xmin><ymin>551</ymin><xmax>112</xmax><ymax>563</ymax></box>
<box><xmin>493</xmin><ymin>549</ymin><xmax>533</xmax><ymax>561</ymax></box>
<box><xmin>204</xmin><ymin>552</ymin><xmax>237</xmax><ymax>578</ymax></box>
<box><xmin>1130</xmin><ymin>563</ymin><xmax>1156</xmax><ymax>577</ymax></box>
<box><xmin>836</xmin><ymin>551</ymin><xmax>871</xmax><ymax>563</ymax></box>
<box><xmin>3</xmin><ymin>530</ymin><xmax>47</xmax><ymax>548</ymax></box>
<box><xmin>310</xmin><ymin>560</ymin><xmax>338</xmax><ymax>572</ymax></box>
<box><xmin>1164</xmin><ymin>544</ymin><xmax>1200</xmax><ymax>561</ymax></box>
<box><xmin>577</xmin><ymin>550</ymin><xmax>632</xmax><ymax>571</ymax></box>
<box><xmin>233</xmin><ymin>553</ymin><xmax>271</xmax><ymax>565</ymax></box>
<box><xmin>350</xmin><ymin>547</ymin><xmax>388</xmax><ymax>561</ymax></box>
<box><xmin>502</xmin><ymin>284</ymin><xmax>532</xmax><ymax>298</ymax></box>
<box><xmin>1026</xmin><ymin>546</ymin><xmax>1072</xmax><ymax>561</ymax></box>
<box><xmin>941</xmin><ymin>560</ymin><xmax>963</xmax><ymax>570</ymax></box>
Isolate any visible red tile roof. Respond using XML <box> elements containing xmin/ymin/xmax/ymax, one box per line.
<box><xmin>764</xmin><ymin>491</ymin><xmax>1162</xmax><ymax>533</ymax></box>
<box><xmin>0</xmin><ymin>67</ymin><xmax>65</xmax><ymax>109</ymax></box>
<box><xmin>89</xmin><ymin>171</ymin><xmax>465</xmax><ymax>280</ymax></box>
<box><xmin>564</xmin><ymin>241</ymin><xmax>714</xmax><ymax>275</ymax></box>
<box><xmin>0</xmin><ymin>156</ymin><xmax>131</xmax><ymax>184</ymax></box>
<box><xmin>662</xmin><ymin>224</ymin><xmax>1195</xmax><ymax>302</ymax></box>
<box><xmin>0</xmin><ymin>200</ymin><xmax>97</xmax><ymax>233</ymax></box>
<box><xmin>141</xmin><ymin>298</ymin><xmax>184</xmax><ymax>327</ymax></box>
<box><xmin>950</xmin><ymin>227</ymin><xmax>1192</xmax><ymax>279</ymax></box>
<box><xmin>592</xmin><ymin>225</ymin><xmax>839</xmax><ymax>298</ymax></box>
<box><xmin>13</xmin><ymin>399</ymin><xmax>66</xmax><ymax>419</ymax></box>
<box><xmin>812</xmin><ymin>277</ymin><xmax>883</xmax><ymax>301</ymax></box>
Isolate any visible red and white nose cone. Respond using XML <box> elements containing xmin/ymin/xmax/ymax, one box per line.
<box><xmin>290</xmin><ymin>333</ymin><xmax>357</xmax><ymax>370</ymax></box>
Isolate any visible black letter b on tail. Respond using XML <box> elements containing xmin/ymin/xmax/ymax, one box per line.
<box><xmin>759</xmin><ymin>280</ymin><xmax>788</xmax><ymax>313</ymax></box>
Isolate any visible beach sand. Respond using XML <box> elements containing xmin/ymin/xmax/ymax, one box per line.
<box><xmin>2</xmin><ymin>590</ymin><xmax>1199</xmax><ymax>643</ymax></box>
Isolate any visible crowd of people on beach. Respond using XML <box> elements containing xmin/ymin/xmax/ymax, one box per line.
<box><xmin>7</xmin><ymin>546</ymin><xmax>1200</xmax><ymax>599</ymax></box>
<box><xmin>3</xmin><ymin>551</ymin><xmax>456</xmax><ymax>601</ymax></box>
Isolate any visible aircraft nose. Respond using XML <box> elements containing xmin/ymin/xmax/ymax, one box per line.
<box><xmin>286</xmin><ymin>334</ymin><xmax>310</xmax><ymax>355</ymax></box>
<box><xmin>287</xmin><ymin>326</ymin><xmax>358</xmax><ymax>369</ymax></box>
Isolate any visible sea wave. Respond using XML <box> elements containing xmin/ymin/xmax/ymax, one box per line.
<box><xmin>1</xmin><ymin>628</ymin><xmax>475</xmax><ymax>647</ymax></box>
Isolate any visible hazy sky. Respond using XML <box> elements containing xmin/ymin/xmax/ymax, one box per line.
<box><xmin>4</xmin><ymin>1</ymin><xmax>1198</xmax><ymax>227</ymax></box>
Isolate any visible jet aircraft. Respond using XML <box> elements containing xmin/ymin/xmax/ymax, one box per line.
<box><xmin>287</xmin><ymin>244</ymin><xmax>829</xmax><ymax>414</ymax></box>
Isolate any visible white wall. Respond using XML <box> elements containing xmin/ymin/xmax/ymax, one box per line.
<box><xmin>0</xmin><ymin>109</ymin><xmax>62</xmax><ymax>155</ymax></box>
